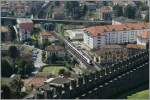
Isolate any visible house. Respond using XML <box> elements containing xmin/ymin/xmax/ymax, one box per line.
<box><xmin>45</xmin><ymin>45</ymin><xmax>66</xmax><ymax>58</ymax></box>
<box><xmin>52</xmin><ymin>12</ymin><xmax>65</xmax><ymax>20</ymax></box>
<box><xmin>65</xmin><ymin>29</ymin><xmax>84</xmax><ymax>40</ymax></box>
<box><xmin>93</xmin><ymin>45</ymin><xmax>128</xmax><ymax>65</ymax></box>
<box><xmin>112</xmin><ymin>16</ymin><xmax>140</xmax><ymax>25</ymax></box>
<box><xmin>39</xmin><ymin>32</ymin><xmax>58</xmax><ymax>45</ymax></box>
<box><xmin>35</xmin><ymin>77</ymin><xmax>71</xmax><ymax>98</ymax></box>
<box><xmin>137</xmin><ymin>31</ymin><xmax>149</xmax><ymax>46</ymax></box>
<box><xmin>23</xmin><ymin>72</ymin><xmax>48</xmax><ymax>88</ymax></box>
<box><xmin>85</xmin><ymin>2</ymin><xmax>97</xmax><ymax>11</ymax></box>
<box><xmin>1</xmin><ymin>26</ymin><xmax>11</xmax><ymax>41</ymax></box>
<box><xmin>140</xmin><ymin>11</ymin><xmax>147</xmax><ymax>20</ymax></box>
<box><xmin>100</xmin><ymin>6</ymin><xmax>112</xmax><ymax>20</ymax></box>
<box><xmin>83</xmin><ymin>23</ymin><xmax>149</xmax><ymax>49</ymax></box>
<box><xmin>17</xmin><ymin>18</ymin><xmax>33</xmax><ymax>41</ymax></box>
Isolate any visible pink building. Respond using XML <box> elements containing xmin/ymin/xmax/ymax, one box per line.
<box><xmin>17</xmin><ymin>18</ymin><xmax>33</xmax><ymax>41</ymax></box>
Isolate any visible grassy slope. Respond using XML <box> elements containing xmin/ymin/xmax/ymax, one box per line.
<box><xmin>42</xmin><ymin>66</ymin><xmax>67</xmax><ymax>75</ymax></box>
<box><xmin>128</xmin><ymin>90</ymin><xmax>149</xmax><ymax>99</ymax></box>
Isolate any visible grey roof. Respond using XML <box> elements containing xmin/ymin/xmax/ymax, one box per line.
<box><xmin>113</xmin><ymin>16</ymin><xmax>140</xmax><ymax>23</ymax></box>
<box><xmin>49</xmin><ymin>77</ymin><xmax>70</xmax><ymax>85</ymax></box>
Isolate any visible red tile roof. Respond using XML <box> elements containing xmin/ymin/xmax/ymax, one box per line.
<box><xmin>84</xmin><ymin>23</ymin><xmax>149</xmax><ymax>37</ymax></box>
<box><xmin>46</xmin><ymin>45</ymin><xmax>65</xmax><ymax>51</ymax></box>
<box><xmin>100</xmin><ymin>6</ymin><xmax>112</xmax><ymax>13</ymax></box>
<box><xmin>84</xmin><ymin>26</ymin><xmax>108</xmax><ymax>37</ymax></box>
<box><xmin>126</xmin><ymin>44</ymin><xmax>146</xmax><ymax>49</ymax></box>
<box><xmin>24</xmin><ymin>77</ymin><xmax>46</xmax><ymax>87</ymax></box>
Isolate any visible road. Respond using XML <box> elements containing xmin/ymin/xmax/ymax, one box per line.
<box><xmin>50</xmin><ymin>31</ymin><xmax>101</xmax><ymax>71</ymax></box>
<box><xmin>34</xmin><ymin>49</ymin><xmax>46</xmax><ymax>68</ymax></box>
<box><xmin>22</xmin><ymin>44</ymin><xmax>46</xmax><ymax>74</ymax></box>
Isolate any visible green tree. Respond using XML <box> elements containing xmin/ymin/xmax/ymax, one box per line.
<box><xmin>1</xmin><ymin>85</ymin><xmax>12</xmax><ymax>99</ymax></box>
<box><xmin>55</xmin><ymin>1</ymin><xmax>60</xmax><ymax>6</ymax></box>
<box><xmin>144</xmin><ymin>11</ymin><xmax>149</xmax><ymax>22</ymax></box>
<box><xmin>16</xmin><ymin>60</ymin><xmax>35</xmax><ymax>77</ymax></box>
<box><xmin>9</xmin><ymin>46</ymin><xmax>19</xmax><ymax>61</ymax></box>
<box><xmin>43</xmin><ymin>39</ymin><xmax>51</xmax><ymax>49</ymax></box>
<box><xmin>10</xmin><ymin>76</ymin><xmax>24</xmax><ymax>93</ymax></box>
<box><xmin>24</xmin><ymin>62</ymin><xmax>35</xmax><ymax>75</ymax></box>
<box><xmin>58</xmin><ymin>69</ymin><xmax>65</xmax><ymax>75</ymax></box>
<box><xmin>65</xmin><ymin>61</ymin><xmax>72</xmax><ymax>71</ymax></box>
<box><xmin>124</xmin><ymin>5</ymin><xmax>137</xmax><ymax>19</ymax></box>
<box><xmin>1</xmin><ymin>59</ymin><xmax>13</xmax><ymax>77</ymax></box>
<box><xmin>113</xmin><ymin>4</ymin><xmax>123</xmax><ymax>17</ymax></box>
<box><xmin>51</xmin><ymin>53</ymin><xmax>57</xmax><ymax>64</ymax></box>
<box><xmin>65</xmin><ymin>1</ymin><xmax>80</xmax><ymax>19</ymax></box>
<box><xmin>16</xmin><ymin>60</ymin><xmax>26</xmax><ymax>77</ymax></box>
<box><xmin>8</xmin><ymin>25</ymin><xmax>16</xmax><ymax>41</ymax></box>
<box><xmin>1</xmin><ymin>33</ymin><xmax>5</xmax><ymax>42</ymax></box>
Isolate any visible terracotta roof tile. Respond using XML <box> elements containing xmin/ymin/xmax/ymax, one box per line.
<box><xmin>24</xmin><ymin>77</ymin><xmax>47</xmax><ymax>87</ymax></box>
<box><xmin>46</xmin><ymin>45</ymin><xmax>64</xmax><ymax>51</ymax></box>
<box><xmin>84</xmin><ymin>26</ymin><xmax>108</xmax><ymax>37</ymax></box>
<box><xmin>100</xmin><ymin>6</ymin><xmax>112</xmax><ymax>12</ymax></box>
<box><xmin>85</xmin><ymin>23</ymin><xmax>149</xmax><ymax>37</ymax></box>
<box><xmin>126</xmin><ymin>44</ymin><xmax>146</xmax><ymax>49</ymax></box>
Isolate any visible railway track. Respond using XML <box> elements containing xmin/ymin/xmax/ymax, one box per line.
<box><xmin>51</xmin><ymin>31</ymin><xmax>100</xmax><ymax>71</ymax></box>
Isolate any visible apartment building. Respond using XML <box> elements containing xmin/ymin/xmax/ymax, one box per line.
<box><xmin>84</xmin><ymin>23</ymin><xmax>149</xmax><ymax>49</ymax></box>
<box><xmin>17</xmin><ymin>18</ymin><xmax>33</xmax><ymax>41</ymax></box>
<box><xmin>65</xmin><ymin>29</ymin><xmax>84</xmax><ymax>40</ymax></box>
<box><xmin>137</xmin><ymin>31</ymin><xmax>149</xmax><ymax>46</ymax></box>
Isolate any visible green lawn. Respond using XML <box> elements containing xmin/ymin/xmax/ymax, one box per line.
<box><xmin>128</xmin><ymin>90</ymin><xmax>149</xmax><ymax>99</ymax></box>
<box><xmin>42</xmin><ymin>66</ymin><xmax>67</xmax><ymax>75</ymax></box>
<box><xmin>1</xmin><ymin>78</ymin><xmax>13</xmax><ymax>86</ymax></box>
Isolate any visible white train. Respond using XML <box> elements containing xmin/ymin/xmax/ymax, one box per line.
<box><xmin>64</xmin><ymin>39</ymin><xmax>93</xmax><ymax>65</ymax></box>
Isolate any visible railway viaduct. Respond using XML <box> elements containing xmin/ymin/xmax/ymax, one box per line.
<box><xmin>35</xmin><ymin>50</ymin><xmax>149</xmax><ymax>99</ymax></box>
<box><xmin>1</xmin><ymin>17</ymin><xmax>112</xmax><ymax>26</ymax></box>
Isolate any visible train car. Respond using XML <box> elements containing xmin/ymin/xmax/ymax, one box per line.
<box><xmin>64</xmin><ymin>39</ymin><xmax>93</xmax><ymax>65</ymax></box>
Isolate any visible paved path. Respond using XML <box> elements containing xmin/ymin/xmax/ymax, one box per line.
<box><xmin>34</xmin><ymin>49</ymin><xmax>46</xmax><ymax>68</ymax></box>
<box><xmin>22</xmin><ymin>44</ymin><xmax>47</xmax><ymax>74</ymax></box>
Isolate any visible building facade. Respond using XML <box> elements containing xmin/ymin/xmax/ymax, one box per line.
<box><xmin>17</xmin><ymin>18</ymin><xmax>33</xmax><ymax>41</ymax></box>
<box><xmin>137</xmin><ymin>31</ymin><xmax>149</xmax><ymax>46</ymax></box>
<box><xmin>84</xmin><ymin>23</ymin><xmax>149</xmax><ymax>49</ymax></box>
<box><xmin>100</xmin><ymin>6</ymin><xmax>112</xmax><ymax>20</ymax></box>
<box><xmin>65</xmin><ymin>29</ymin><xmax>84</xmax><ymax>40</ymax></box>
<box><xmin>112</xmin><ymin>16</ymin><xmax>140</xmax><ymax>25</ymax></box>
<box><xmin>93</xmin><ymin>45</ymin><xmax>128</xmax><ymax>65</ymax></box>
<box><xmin>45</xmin><ymin>45</ymin><xmax>66</xmax><ymax>58</ymax></box>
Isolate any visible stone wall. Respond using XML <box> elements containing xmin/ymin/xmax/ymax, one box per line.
<box><xmin>35</xmin><ymin>50</ymin><xmax>149</xmax><ymax>99</ymax></box>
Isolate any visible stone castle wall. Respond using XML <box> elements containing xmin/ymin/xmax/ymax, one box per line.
<box><xmin>35</xmin><ymin>50</ymin><xmax>149</xmax><ymax>99</ymax></box>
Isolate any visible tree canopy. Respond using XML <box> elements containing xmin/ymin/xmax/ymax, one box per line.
<box><xmin>15</xmin><ymin>59</ymin><xmax>35</xmax><ymax>77</ymax></box>
<box><xmin>2</xmin><ymin>59</ymin><xmax>13</xmax><ymax>77</ymax></box>
<box><xmin>1</xmin><ymin>85</ymin><xmax>12</xmax><ymax>99</ymax></box>
<box><xmin>113</xmin><ymin>4</ymin><xmax>123</xmax><ymax>17</ymax></box>
<box><xmin>124</xmin><ymin>5</ymin><xmax>137</xmax><ymax>19</ymax></box>
<box><xmin>8</xmin><ymin>46</ymin><xmax>19</xmax><ymax>60</ymax></box>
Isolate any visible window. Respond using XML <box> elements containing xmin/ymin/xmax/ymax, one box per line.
<box><xmin>112</xmin><ymin>28</ymin><xmax>115</xmax><ymax>31</ymax></box>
